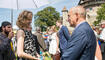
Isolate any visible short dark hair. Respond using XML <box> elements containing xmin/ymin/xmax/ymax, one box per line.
<box><xmin>0</xmin><ymin>21</ymin><xmax>11</xmax><ymax>32</ymax></box>
<box><xmin>57</xmin><ymin>20</ymin><xmax>63</xmax><ymax>24</ymax></box>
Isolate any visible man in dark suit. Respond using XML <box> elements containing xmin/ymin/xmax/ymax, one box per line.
<box><xmin>62</xmin><ymin>6</ymin><xmax>96</xmax><ymax>60</ymax></box>
<box><xmin>56</xmin><ymin>20</ymin><xmax>71</xmax><ymax>58</ymax></box>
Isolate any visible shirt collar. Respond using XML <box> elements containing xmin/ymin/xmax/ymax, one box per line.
<box><xmin>58</xmin><ymin>25</ymin><xmax>63</xmax><ymax>32</ymax></box>
<box><xmin>75</xmin><ymin>21</ymin><xmax>86</xmax><ymax>29</ymax></box>
<box><xmin>60</xmin><ymin>25</ymin><xmax>63</xmax><ymax>29</ymax></box>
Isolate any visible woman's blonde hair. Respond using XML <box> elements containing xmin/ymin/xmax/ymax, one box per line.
<box><xmin>16</xmin><ymin>10</ymin><xmax>33</xmax><ymax>29</ymax></box>
<box><xmin>56</xmin><ymin>20</ymin><xmax>63</xmax><ymax>24</ymax></box>
<box><xmin>49</xmin><ymin>25</ymin><xmax>57</xmax><ymax>32</ymax></box>
<box><xmin>50</xmin><ymin>25</ymin><xmax>57</xmax><ymax>32</ymax></box>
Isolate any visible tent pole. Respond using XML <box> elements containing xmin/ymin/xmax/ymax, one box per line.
<box><xmin>11</xmin><ymin>9</ymin><xmax>13</xmax><ymax>26</ymax></box>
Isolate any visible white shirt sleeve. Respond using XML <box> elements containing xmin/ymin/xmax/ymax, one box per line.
<box><xmin>100</xmin><ymin>28</ymin><xmax>105</xmax><ymax>41</ymax></box>
<box><xmin>95</xmin><ymin>56</ymin><xmax>98</xmax><ymax>60</ymax></box>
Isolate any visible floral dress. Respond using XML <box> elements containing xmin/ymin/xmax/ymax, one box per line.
<box><xmin>18</xmin><ymin>30</ymin><xmax>37</xmax><ymax>60</ymax></box>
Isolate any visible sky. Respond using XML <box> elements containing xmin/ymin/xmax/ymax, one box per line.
<box><xmin>0</xmin><ymin>0</ymin><xmax>79</xmax><ymax>30</ymax></box>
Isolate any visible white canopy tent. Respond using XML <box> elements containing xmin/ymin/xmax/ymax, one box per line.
<box><xmin>0</xmin><ymin>0</ymin><xmax>49</xmax><ymax>25</ymax></box>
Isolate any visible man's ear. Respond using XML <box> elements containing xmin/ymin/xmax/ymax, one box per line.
<box><xmin>75</xmin><ymin>13</ymin><xmax>78</xmax><ymax>22</ymax></box>
<box><xmin>2</xmin><ymin>26</ymin><xmax>5</xmax><ymax>31</ymax></box>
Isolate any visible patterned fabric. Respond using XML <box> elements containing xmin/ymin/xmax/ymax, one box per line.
<box><xmin>18</xmin><ymin>29</ymin><xmax>36</xmax><ymax>60</ymax></box>
<box><xmin>23</xmin><ymin>30</ymin><xmax>36</xmax><ymax>56</ymax></box>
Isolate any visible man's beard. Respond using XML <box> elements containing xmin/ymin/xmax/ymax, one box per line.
<box><xmin>4</xmin><ymin>30</ymin><xmax>9</xmax><ymax>36</ymax></box>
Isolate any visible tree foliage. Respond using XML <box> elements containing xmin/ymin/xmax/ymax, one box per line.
<box><xmin>94</xmin><ymin>3</ymin><xmax>105</xmax><ymax>25</ymax></box>
<box><xmin>34</xmin><ymin>6</ymin><xmax>60</xmax><ymax>31</ymax></box>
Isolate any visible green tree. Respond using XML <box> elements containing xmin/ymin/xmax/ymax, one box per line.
<box><xmin>94</xmin><ymin>3</ymin><xmax>105</xmax><ymax>25</ymax></box>
<box><xmin>34</xmin><ymin>6</ymin><xmax>60</xmax><ymax>31</ymax></box>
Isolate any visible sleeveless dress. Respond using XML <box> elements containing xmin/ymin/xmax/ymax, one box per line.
<box><xmin>49</xmin><ymin>32</ymin><xmax>57</xmax><ymax>55</ymax></box>
<box><xmin>18</xmin><ymin>29</ymin><xmax>37</xmax><ymax>60</ymax></box>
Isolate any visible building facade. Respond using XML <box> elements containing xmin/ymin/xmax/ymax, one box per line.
<box><xmin>62</xmin><ymin>0</ymin><xmax>105</xmax><ymax>33</ymax></box>
<box><xmin>78</xmin><ymin>0</ymin><xmax>105</xmax><ymax>25</ymax></box>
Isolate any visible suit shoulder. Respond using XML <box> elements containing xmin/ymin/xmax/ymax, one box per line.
<box><xmin>62</xmin><ymin>26</ymin><xmax>67</xmax><ymax>28</ymax></box>
<box><xmin>77</xmin><ymin>23</ymin><xmax>91</xmax><ymax>31</ymax></box>
<box><xmin>62</xmin><ymin>26</ymin><xmax>68</xmax><ymax>30</ymax></box>
<box><xmin>76</xmin><ymin>23</ymin><xmax>95</xmax><ymax>38</ymax></box>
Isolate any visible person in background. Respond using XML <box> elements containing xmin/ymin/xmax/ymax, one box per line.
<box><xmin>92</xmin><ymin>26</ymin><xmax>102</xmax><ymax>60</ymax></box>
<box><xmin>56</xmin><ymin>20</ymin><xmax>71</xmax><ymax>59</ymax></box>
<box><xmin>0</xmin><ymin>21</ymin><xmax>16</xmax><ymax>60</ymax></box>
<box><xmin>62</xmin><ymin>6</ymin><xmax>96</xmax><ymax>60</ymax></box>
<box><xmin>47</xmin><ymin>25</ymin><xmax>60</xmax><ymax>60</ymax></box>
<box><xmin>34</xmin><ymin>27</ymin><xmax>46</xmax><ymax>53</ymax></box>
<box><xmin>43</xmin><ymin>31</ymin><xmax>49</xmax><ymax>51</ymax></box>
<box><xmin>16</xmin><ymin>10</ymin><xmax>40</xmax><ymax>60</ymax></box>
<box><xmin>99</xmin><ymin>21</ymin><xmax>105</xmax><ymax>60</ymax></box>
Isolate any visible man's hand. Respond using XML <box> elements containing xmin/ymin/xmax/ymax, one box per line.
<box><xmin>8</xmin><ymin>30</ymin><xmax>14</xmax><ymax>39</ymax></box>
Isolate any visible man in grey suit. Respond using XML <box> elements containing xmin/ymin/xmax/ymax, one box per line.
<box><xmin>62</xmin><ymin>6</ymin><xmax>96</xmax><ymax>60</ymax></box>
<box><xmin>34</xmin><ymin>27</ymin><xmax>46</xmax><ymax>53</ymax></box>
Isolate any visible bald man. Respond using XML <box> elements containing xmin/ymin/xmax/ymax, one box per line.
<box><xmin>62</xmin><ymin>6</ymin><xmax>96</xmax><ymax>60</ymax></box>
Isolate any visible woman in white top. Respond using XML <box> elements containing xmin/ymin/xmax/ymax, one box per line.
<box><xmin>47</xmin><ymin>25</ymin><xmax>59</xmax><ymax>57</ymax></box>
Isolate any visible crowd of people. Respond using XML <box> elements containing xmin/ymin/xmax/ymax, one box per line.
<box><xmin>0</xmin><ymin>5</ymin><xmax>105</xmax><ymax>60</ymax></box>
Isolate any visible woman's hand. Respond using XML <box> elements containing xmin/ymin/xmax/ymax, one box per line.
<box><xmin>36</xmin><ymin>53</ymin><xmax>40</xmax><ymax>58</ymax></box>
<box><xmin>37</xmin><ymin>54</ymin><xmax>40</xmax><ymax>58</ymax></box>
<box><xmin>34</xmin><ymin>58</ymin><xmax>40</xmax><ymax>60</ymax></box>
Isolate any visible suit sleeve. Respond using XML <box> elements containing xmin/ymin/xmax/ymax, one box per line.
<box><xmin>62</xmin><ymin>32</ymin><xmax>87</xmax><ymax>60</ymax></box>
<box><xmin>0</xmin><ymin>37</ymin><xmax>11</xmax><ymax>53</ymax></box>
<box><xmin>63</xmin><ymin>26</ymin><xmax>71</xmax><ymax>40</ymax></box>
